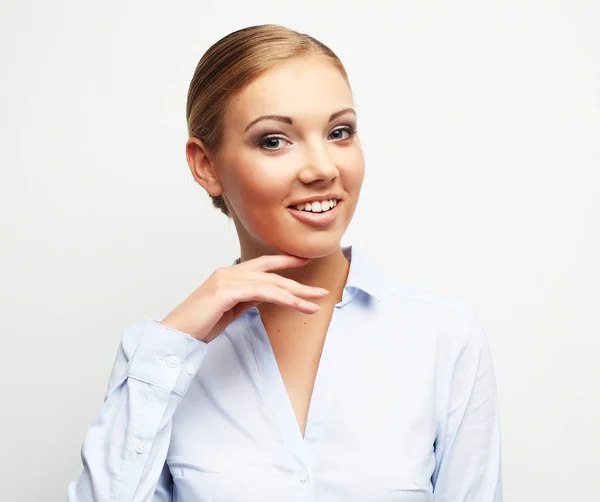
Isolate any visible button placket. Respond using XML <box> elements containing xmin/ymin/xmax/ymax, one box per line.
<box><xmin>299</xmin><ymin>469</ymin><xmax>309</xmax><ymax>483</ymax></box>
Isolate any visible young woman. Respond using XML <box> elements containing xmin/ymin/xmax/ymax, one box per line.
<box><xmin>69</xmin><ymin>24</ymin><xmax>502</xmax><ymax>502</ymax></box>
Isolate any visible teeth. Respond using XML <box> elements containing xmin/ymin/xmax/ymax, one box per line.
<box><xmin>294</xmin><ymin>199</ymin><xmax>338</xmax><ymax>212</ymax></box>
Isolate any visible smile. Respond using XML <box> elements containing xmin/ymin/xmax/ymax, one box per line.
<box><xmin>292</xmin><ymin>198</ymin><xmax>339</xmax><ymax>213</ymax></box>
<box><xmin>287</xmin><ymin>200</ymin><xmax>341</xmax><ymax>227</ymax></box>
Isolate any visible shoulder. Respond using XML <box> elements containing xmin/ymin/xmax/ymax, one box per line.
<box><xmin>373</xmin><ymin>279</ymin><xmax>493</xmax><ymax>382</ymax></box>
<box><xmin>375</xmin><ymin>277</ymin><xmax>480</xmax><ymax>347</ymax></box>
<box><xmin>379</xmin><ymin>277</ymin><xmax>475</xmax><ymax>322</ymax></box>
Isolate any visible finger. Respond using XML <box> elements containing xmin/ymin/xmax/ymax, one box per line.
<box><xmin>246</xmin><ymin>271</ymin><xmax>329</xmax><ymax>298</ymax></box>
<box><xmin>235</xmin><ymin>254</ymin><xmax>310</xmax><ymax>273</ymax></box>
<box><xmin>222</xmin><ymin>282</ymin><xmax>320</xmax><ymax>314</ymax></box>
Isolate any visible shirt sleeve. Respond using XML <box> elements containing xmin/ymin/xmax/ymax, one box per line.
<box><xmin>68</xmin><ymin>319</ymin><xmax>209</xmax><ymax>502</ymax></box>
<box><xmin>432</xmin><ymin>309</ymin><xmax>503</xmax><ymax>501</ymax></box>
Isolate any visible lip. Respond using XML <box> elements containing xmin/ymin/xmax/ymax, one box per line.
<box><xmin>287</xmin><ymin>201</ymin><xmax>340</xmax><ymax>227</ymax></box>
<box><xmin>287</xmin><ymin>193</ymin><xmax>342</xmax><ymax>207</ymax></box>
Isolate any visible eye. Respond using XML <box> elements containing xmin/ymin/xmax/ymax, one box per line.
<box><xmin>329</xmin><ymin>125</ymin><xmax>356</xmax><ymax>141</ymax></box>
<box><xmin>257</xmin><ymin>135</ymin><xmax>290</xmax><ymax>152</ymax></box>
<box><xmin>256</xmin><ymin>125</ymin><xmax>357</xmax><ymax>152</ymax></box>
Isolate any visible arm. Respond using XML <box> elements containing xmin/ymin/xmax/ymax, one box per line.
<box><xmin>432</xmin><ymin>309</ymin><xmax>503</xmax><ymax>501</ymax></box>
<box><xmin>68</xmin><ymin>319</ymin><xmax>209</xmax><ymax>501</ymax></box>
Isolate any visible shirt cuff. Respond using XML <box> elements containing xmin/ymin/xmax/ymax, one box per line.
<box><xmin>126</xmin><ymin>319</ymin><xmax>209</xmax><ymax>396</ymax></box>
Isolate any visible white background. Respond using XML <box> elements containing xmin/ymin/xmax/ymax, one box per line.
<box><xmin>1</xmin><ymin>1</ymin><xmax>598</xmax><ymax>500</ymax></box>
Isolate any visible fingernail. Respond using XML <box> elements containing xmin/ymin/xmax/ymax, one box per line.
<box><xmin>313</xmin><ymin>288</ymin><xmax>329</xmax><ymax>294</ymax></box>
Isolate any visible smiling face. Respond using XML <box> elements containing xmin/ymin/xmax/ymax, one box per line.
<box><xmin>197</xmin><ymin>55</ymin><xmax>365</xmax><ymax>259</ymax></box>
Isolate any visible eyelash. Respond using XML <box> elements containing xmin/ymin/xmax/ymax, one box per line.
<box><xmin>256</xmin><ymin>125</ymin><xmax>357</xmax><ymax>152</ymax></box>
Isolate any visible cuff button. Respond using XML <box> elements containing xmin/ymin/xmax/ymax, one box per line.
<box><xmin>166</xmin><ymin>355</ymin><xmax>180</xmax><ymax>368</ymax></box>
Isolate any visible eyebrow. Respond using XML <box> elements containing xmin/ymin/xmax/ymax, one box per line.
<box><xmin>244</xmin><ymin>107</ymin><xmax>356</xmax><ymax>133</ymax></box>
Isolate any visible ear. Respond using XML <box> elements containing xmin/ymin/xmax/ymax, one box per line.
<box><xmin>186</xmin><ymin>137</ymin><xmax>224</xmax><ymax>196</ymax></box>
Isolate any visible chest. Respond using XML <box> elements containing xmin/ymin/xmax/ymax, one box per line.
<box><xmin>261</xmin><ymin>309</ymin><xmax>333</xmax><ymax>439</ymax></box>
<box><xmin>168</xmin><ymin>304</ymin><xmax>440</xmax><ymax>501</ymax></box>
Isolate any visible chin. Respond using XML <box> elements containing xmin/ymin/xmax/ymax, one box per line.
<box><xmin>270</xmin><ymin>232</ymin><xmax>343</xmax><ymax>260</ymax></box>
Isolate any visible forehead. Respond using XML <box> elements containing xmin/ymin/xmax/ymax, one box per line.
<box><xmin>226</xmin><ymin>56</ymin><xmax>353</xmax><ymax>125</ymax></box>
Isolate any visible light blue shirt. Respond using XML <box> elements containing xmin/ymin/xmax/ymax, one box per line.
<box><xmin>68</xmin><ymin>245</ymin><xmax>502</xmax><ymax>501</ymax></box>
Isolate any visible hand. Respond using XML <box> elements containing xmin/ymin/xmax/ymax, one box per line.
<box><xmin>158</xmin><ymin>254</ymin><xmax>329</xmax><ymax>342</ymax></box>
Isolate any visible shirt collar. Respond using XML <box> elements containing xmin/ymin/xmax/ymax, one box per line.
<box><xmin>341</xmin><ymin>244</ymin><xmax>385</xmax><ymax>302</ymax></box>
<box><xmin>232</xmin><ymin>244</ymin><xmax>385</xmax><ymax>302</ymax></box>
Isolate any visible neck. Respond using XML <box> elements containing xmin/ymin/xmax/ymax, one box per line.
<box><xmin>240</xmin><ymin>243</ymin><xmax>351</xmax><ymax>306</ymax></box>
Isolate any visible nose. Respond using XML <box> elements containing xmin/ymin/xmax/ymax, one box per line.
<box><xmin>297</xmin><ymin>138</ymin><xmax>340</xmax><ymax>185</ymax></box>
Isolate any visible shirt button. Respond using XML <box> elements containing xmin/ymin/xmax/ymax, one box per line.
<box><xmin>166</xmin><ymin>355</ymin><xmax>179</xmax><ymax>368</ymax></box>
<box><xmin>184</xmin><ymin>363</ymin><xmax>196</xmax><ymax>375</ymax></box>
<box><xmin>135</xmin><ymin>445</ymin><xmax>145</xmax><ymax>454</ymax></box>
<box><xmin>299</xmin><ymin>469</ymin><xmax>309</xmax><ymax>483</ymax></box>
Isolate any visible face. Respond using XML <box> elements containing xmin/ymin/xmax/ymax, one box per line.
<box><xmin>200</xmin><ymin>55</ymin><xmax>365</xmax><ymax>259</ymax></box>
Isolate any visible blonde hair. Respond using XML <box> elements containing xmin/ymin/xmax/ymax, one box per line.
<box><xmin>185</xmin><ymin>24</ymin><xmax>351</xmax><ymax>217</ymax></box>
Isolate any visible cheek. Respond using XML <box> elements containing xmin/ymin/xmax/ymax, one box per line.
<box><xmin>341</xmin><ymin>152</ymin><xmax>366</xmax><ymax>193</ymax></box>
<box><xmin>354</xmin><ymin>163</ymin><xmax>366</xmax><ymax>188</ymax></box>
<box><xmin>223</xmin><ymin>156</ymin><xmax>292</xmax><ymax>216</ymax></box>
<box><xmin>238</xmin><ymin>172</ymin><xmax>290</xmax><ymax>211</ymax></box>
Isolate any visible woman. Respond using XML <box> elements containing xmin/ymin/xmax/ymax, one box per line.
<box><xmin>68</xmin><ymin>24</ymin><xmax>502</xmax><ymax>501</ymax></box>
